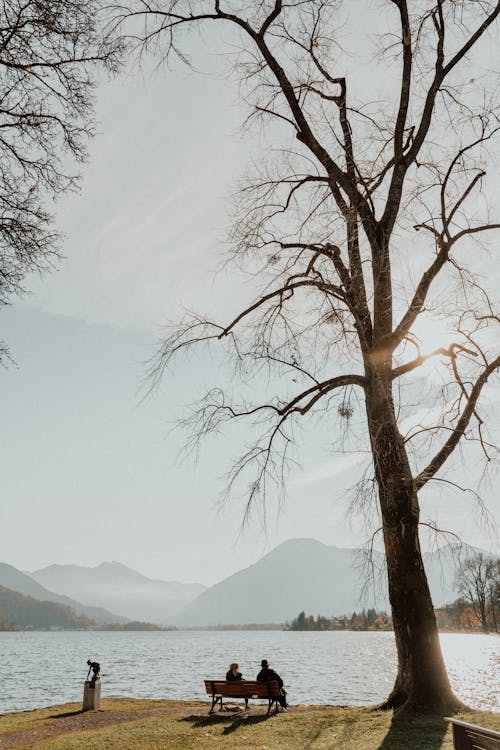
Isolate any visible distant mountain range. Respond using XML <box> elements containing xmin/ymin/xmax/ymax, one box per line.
<box><xmin>1</xmin><ymin>539</ymin><xmax>495</xmax><ymax>629</ymax></box>
<box><xmin>171</xmin><ymin>539</ymin><xmax>493</xmax><ymax>626</ymax></box>
<box><xmin>0</xmin><ymin>563</ymin><xmax>125</xmax><ymax>624</ymax></box>
<box><xmin>30</xmin><ymin>561</ymin><xmax>205</xmax><ymax>624</ymax></box>
<box><xmin>172</xmin><ymin>539</ymin><xmax>387</xmax><ymax>626</ymax></box>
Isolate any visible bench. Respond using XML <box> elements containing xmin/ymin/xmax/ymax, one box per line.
<box><xmin>447</xmin><ymin>718</ymin><xmax>500</xmax><ymax>750</ymax></box>
<box><xmin>204</xmin><ymin>679</ymin><xmax>282</xmax><ymax>715</ymax></box>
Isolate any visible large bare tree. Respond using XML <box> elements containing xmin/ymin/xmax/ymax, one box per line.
<box><xmin>112</xmin><ymin>1</ymin><xmax>500</xmax><ymax>711</ymax></box>
<box><xmin>0</xmin><ymin>0</ymin><xmax>121</xmax><ymax>359</ymax></box>
<box><xmin>456</xmin><ymin>552</ymin><xmax>500</xmax><ymax>632</ymax></box>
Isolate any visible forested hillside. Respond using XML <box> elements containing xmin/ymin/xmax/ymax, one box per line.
<box><xmin>0</xmin><ymin>586</ymin><xmax>94</xmax><ymax>630</ymax></box>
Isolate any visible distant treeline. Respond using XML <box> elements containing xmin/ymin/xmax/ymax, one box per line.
<box><xmin>435</xmin><ymin>598</ymin><xmax>498</xmax><ymax>633</ymax></box>
<box><xmin>286</xmin><ymin>609</ymin><xmax>392</xmax><ymax>631</ymax></box>
<box><xmin>0</xmin><ymin>618</ymin><xmax>21</xmax><ymax>631</ymax></box>
<box><xmin>287</xmin><ymin>599</ymin><xmax>499</xmax><ymax>634</ymax></box>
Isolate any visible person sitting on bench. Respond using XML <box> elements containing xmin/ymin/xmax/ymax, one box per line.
<box><xmin>257</xmin><ymin>658</ymin><xmax>288</xmax><ymax>709</ymax></box>
<box><xmin>226</xmin><ymin>662</ymin><xmax>243</xmax><ymax>681</ymax></box>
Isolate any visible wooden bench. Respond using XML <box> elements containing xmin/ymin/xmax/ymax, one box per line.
<box><xmin>204</xmin><ymin>679</ymin><xmax>282</xmax><ymax>715</ymax></box>
<box><xmin>447</xmin><ymin>718</ymin><xmax>500</xmax><ymax>750</ymax></box>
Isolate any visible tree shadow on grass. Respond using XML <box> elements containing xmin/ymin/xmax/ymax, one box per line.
<box><xmin>376</xmin><ymin>711</ymin><xmax>449</xmax><ymax>750</ymax></box>
<box><xmin>180</xmin><ymin>711</ymin><xmax>271</xmax><ymax>736</ymax></box>
<box><xmin>48</xmin><ymin>710</ymin><xmax>84</xmax><ymax>719</ymax></box>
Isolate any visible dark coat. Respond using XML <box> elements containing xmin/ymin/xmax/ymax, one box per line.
<box><xmin>226</xmin><ymin>670</ymin><xmax>243</xmax><ymax>681</ymax></box>
<box><xmin>256</xmin><ymin>667</ymin><xmax>283</xmax><ymax>689</ymax></box>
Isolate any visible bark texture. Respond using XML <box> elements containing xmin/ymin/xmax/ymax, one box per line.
<box><xmin>365</xmin><ymin>369</ymin><xmax>461</xmax><ymax>710</ymax></box>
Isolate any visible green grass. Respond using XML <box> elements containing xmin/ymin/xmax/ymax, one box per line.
<box><xmin>0</xmin><ymin>698</ymin><xmax>178</xmax><ymax>737</ymax></box>
<box><xmin>1</xmin><ymin>699</ymin><xmax>499</xmax><ymax>750</ymax></box>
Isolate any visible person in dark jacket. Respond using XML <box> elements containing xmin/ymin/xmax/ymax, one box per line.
<box><xmin>226</xmin><ymin>662</ymin><xmax>243</xmax><ymax>681</ymax></box>
<box><xmin>256</xmin><ymin>659</ymin><xmax>288</xmax><ymax>709</ymax></box>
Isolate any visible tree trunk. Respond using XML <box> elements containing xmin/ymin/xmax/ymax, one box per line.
<box><xmin>365</xmin><ymin>368</ymin><xmax>463</xmax><ymax>712</ymax></box>
<box><xmin>479</xmin><ymin>596</ymin><xmax>489</xmax><ymax>633</ymax></box>
<box><xmin>491</xmin><ymin>601</ymin><xmax>498</xmax><ymax>633</ymax></box>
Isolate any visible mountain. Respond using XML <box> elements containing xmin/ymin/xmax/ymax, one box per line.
<box><xmin>0</xmin><ymin>563</ymin><xmax>125</xmax><ymax>624</ymax></box>
<box><xmin>172</xmin><ymin>539</ymin><xmax>387</xmax><ymax>626</ymax></box>
<box><xmin>0</xmin><ymin>586</ymin><xmax>94</xmax><ymax>630</ymax></box>
<box><xmin>423</xmin><ymin>542</ymin><xmax>488</xmax><ymax>607</ymax></box>
<box><xmin>172</xmin><ymin>539</ymin><xmax>496</xmax><ymax>626</ymax></box>
<box><xmin>30</xmin><ymin>561</ymin><xmax>205</xmax><ymax>624</ymax></box>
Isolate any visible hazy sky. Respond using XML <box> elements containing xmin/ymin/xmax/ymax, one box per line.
<box><xmin>1</xmin><ymin>6</ymin><xmax>499</xmax><ymax>586</ymax></box>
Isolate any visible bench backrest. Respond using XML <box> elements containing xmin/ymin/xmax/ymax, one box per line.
<box><xmin>204</xmin><ymin>679</ymin><xmax>281</xmax><ymax>699</ymax></box>
<box><xmin>447</xmin><ymin>719</ymin><xmax>500</xmax><ymax>750</ymax></box>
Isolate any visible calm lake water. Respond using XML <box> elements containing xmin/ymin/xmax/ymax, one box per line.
<box><xmin>0</xmin><ymin>630</ymin><xmax>498</xmax><ymax>715</ymax></box>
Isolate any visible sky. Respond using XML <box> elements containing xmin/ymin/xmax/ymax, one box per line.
<box><xmin>1</xmin><ymin>5</ymin><xmax>499</xmax><ymax>586</ymax></box>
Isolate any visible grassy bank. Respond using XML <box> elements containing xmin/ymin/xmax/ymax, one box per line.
<box><xmin>0</xmin><ymin>698</ymin><xmax>499</xmax><ymax>749</ymax></box>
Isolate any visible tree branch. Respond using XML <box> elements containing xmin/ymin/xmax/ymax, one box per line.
<box><xmin>416</xmin><ymin>354</ymin><xmax>500</xmax><ymax>490</ymax></box>
<box><xmin>392</xmin><ymin>343</ymin><xmax>477</xmax><ymax>380</ymax></box>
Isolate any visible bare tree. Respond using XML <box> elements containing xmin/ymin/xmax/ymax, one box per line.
<box><xmin>0</xmin><ymin>0</ymin><xmax>122</xmax><ymax>359</ymax></box>
<box><xmin>490</xmin><ymin>559</ymin><xmax>500</xmax><ymax>632</ymax></box>
<box><xmin>111</xmin><ymin>1</ymin><xmax>500</xmax><ymax>711</ymax></box>
<box><xmin>456</xmin><ymin>553</ymin><xmax>500</xmax><ymax>632</ymax></box>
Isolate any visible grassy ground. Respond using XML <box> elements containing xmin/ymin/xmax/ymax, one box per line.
<box><xmin>0</xmin><ymin>699</ymin><xmax>499</xmax><ymax>750</ymax></box>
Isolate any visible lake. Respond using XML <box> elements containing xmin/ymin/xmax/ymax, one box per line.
<box><xmin>0</xmin><ymin>630</ymin><xmax>498</xmax><ymax>715</ymax></box>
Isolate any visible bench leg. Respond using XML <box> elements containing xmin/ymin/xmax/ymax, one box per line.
<box><xmin>209</xmin><ymin>695</ymin><xmax>223</xmax><ymax>714</ymax></box>
<box><xmin>245</xmin><ymin>698</ymin><xmax>249</xmax><ymax>710</ymax></box>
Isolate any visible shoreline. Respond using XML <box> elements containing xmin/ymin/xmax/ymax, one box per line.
<box><xmin>1</xmin><ymin>626</ymin><xmax>498</xmax><ymax>634</ymax></box>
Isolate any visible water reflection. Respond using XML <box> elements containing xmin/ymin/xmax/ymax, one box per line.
<box><xmin>0</xmin><ymin>631</ymin><xmax>497</xmax><ymax>714</ymax></box>
<box><xmin>440</xmin><ymin>633</ymin><xmax>499</xmax><ymax>712</ymax></box>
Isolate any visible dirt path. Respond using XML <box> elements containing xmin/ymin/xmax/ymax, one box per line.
<box><xmin>0</xmin><ymin>705</ymin><xmax>198</xmax><ymax>749</ymax></box>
